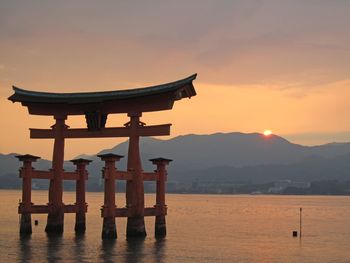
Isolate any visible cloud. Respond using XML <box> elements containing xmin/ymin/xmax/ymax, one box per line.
<box><xmin>0</xmin><ymin>0</ymin><xmax>349</xmax><ymax>91</ymax></box>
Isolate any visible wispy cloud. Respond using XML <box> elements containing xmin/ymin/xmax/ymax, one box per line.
<box><xmin>1</xmin><ymin>0</ymin><xmax>349</xmax><ymax>90</ymax></box>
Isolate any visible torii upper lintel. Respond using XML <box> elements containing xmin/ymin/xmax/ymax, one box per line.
<box><xmin>8</xmin><ymin>74</ymin><xmax>197</xmax><ymax>116</ymax></box>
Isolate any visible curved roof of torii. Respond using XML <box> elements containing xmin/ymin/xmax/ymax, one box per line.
<box><xmin>8</xmin><ymin>74</ymin><xmax>197</xmax><ymax>115</ymax></box>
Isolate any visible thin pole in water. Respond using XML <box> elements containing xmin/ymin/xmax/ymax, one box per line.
<box><xmin>18</xmin><ymin>199</ymin><xmax>21</xmax><ymax>225</ymax></box>
<box><xmin>299</xmin><ymin>207</ymin><xmax>302</xmax><ymax>238</ymax></box>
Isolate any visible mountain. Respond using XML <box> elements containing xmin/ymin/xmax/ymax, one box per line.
<box><xmin>1</xmin><ymin>132</ymin><xmax>350</xmax><ymax>191</ymax></box>
<box><xmin>0</xmin><ymin>153</ymin><xmax>74</xmax><ymax>189</ymax></box>
<box><xmin>96</xmin><ymin>132</ymin><xmax>350</xmax><ymax>172</ymax></box>
<box><xmin>174</xmin><ymin>153</ymin><xmax>350</xmax><ymax>184</ymax></box>
<box><xmin>0</xmin><ymin>153</ymin><xmax>51</xmax><ymax>174</ymax></box>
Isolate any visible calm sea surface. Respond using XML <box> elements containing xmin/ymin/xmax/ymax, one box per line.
<box><xmin>0</xmin><ymin>190</ymin><xmax>349</xmax><ymax>262</ymax></box>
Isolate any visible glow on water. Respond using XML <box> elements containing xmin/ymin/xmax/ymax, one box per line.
<box><xmin>1</xmin><ymin>190</ymin><xmax>350</xmax><ymax>262</ymax></box>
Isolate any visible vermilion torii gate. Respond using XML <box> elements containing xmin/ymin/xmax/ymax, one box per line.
<box><xmin>9</xmin><ymin>74</ymin><xmax>197</xmax><ymax>238</ymax></box>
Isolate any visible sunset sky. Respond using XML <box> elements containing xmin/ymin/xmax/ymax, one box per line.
<box><xmin>1</xmin><ymin>0</ymin><xmax>350</xmax><ymax>159</ymax></box>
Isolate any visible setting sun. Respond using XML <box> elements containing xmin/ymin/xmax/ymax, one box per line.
<box><xmin>263</xmin><ymin>130</ymin><xmax>273</xmax><ymax>136</ymax></box>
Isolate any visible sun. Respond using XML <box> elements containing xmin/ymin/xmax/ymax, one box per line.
<box><xmin>263</xmin><ymin>130</ymin><xmax>272</xmax><ymax>136</ymax></box>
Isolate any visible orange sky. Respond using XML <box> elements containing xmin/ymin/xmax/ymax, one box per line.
<box><xmin>1</xmin><ymin>1</ymin><xmax>350</xmax><ymax>159</ymax></box>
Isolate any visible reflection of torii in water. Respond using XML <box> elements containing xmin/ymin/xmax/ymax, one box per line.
<box><xmin>8</xmin><ymin>74</ymin><xmax>197</xmax><ymax>238</ymax></box>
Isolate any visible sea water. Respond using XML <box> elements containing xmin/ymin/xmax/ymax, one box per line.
<box><xmin>0</xmin><ymin>190</ymin><xmax>349</xmax><ymax>262</ymax></box>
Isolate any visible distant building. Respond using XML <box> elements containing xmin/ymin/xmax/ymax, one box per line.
<box><xmin>268</xmin><ymin>180</ymin><xmax>310</xmax><ymax>193</ymax></box>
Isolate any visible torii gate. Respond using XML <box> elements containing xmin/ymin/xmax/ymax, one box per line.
<box><xmin>8</xmin><ymin>74</ymin><xmax>197</xmax><ymax>238</ymax></box>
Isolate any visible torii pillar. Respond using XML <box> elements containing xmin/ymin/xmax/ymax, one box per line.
<box><xmin>45</xmin><ymin>115</ymin><xmax>67</xmax><ymax>234</ymax></box>
<box><xmin>150</xmin><ymin>158</ymin><xmax>172</xmax><ymax>237</ymax></box>
<box><xmin>126</xmin><ymin>112</ymin><xmax>146</xmax><ymax>237</ymax></box>
<box><xmin>71</xmin><ymin>158</ymin><xmax>91</xmax><ymax>234</ymax></box>
<box><xmin>16</xmin><ymin>154</ymin><xmax>40</xmax><ymax>236</ymax></box>
<box><xmin>99</xmin><ymin>153</ymin><xmax>124</xmax><ymax>239</ymax></box>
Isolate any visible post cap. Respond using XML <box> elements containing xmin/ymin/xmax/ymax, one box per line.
<box><xmin>15</xmin><ymin>154</ymin><xmax>40</xmax><ymax>162</ymax></box>
<box><xmin>97</xmin><ymin>153</ymin><xmax>124</xmax><ymax>161</ymax></box>
<box><xmin>149</xmin><ymin>157</ymin><xmax>173</xmax><ymax>165</ymax></box>
<box><xmin>70</xmin><ymin>158</ymin><xmax>93</xmax><ymax>165</ymax></box>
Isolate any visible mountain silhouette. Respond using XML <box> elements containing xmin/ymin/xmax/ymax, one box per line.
<box><xmin>93</xmin><ymin>132</ymin><xmax>350</xmax><ymax>171</ymax></box>
<box><xmin>2</xmin><ymin>132</ymin><xmax>350</xmax><ymax>190</ymax></box>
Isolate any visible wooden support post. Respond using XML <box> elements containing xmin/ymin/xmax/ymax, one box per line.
<box><xmin>46</xmin><ymin>115</ymin><xmax>67</xmax><ymax>234</ymax></box>
<box><xmin>16</xmin><ymin>154</ymin><xmax>40</xmax><ymax>236</ymax></box>
<box><xmin>150</xmin><ymin>158</ymin><xmax>172</xmax><ymax>238</ymax></box>
<box><xmin>98</xmin><ymin>153</ymin><xmax>123</xmax><ymax>239</ymax></box>
<box><xmin>70</xmin><ymin>158</ymin><xmax>91</xmax><ymax>234</ymax></box>
<box><xmin>126</xmin><ymin>113</ymin><xmax>147</xmax><ymax>238</ymax></box>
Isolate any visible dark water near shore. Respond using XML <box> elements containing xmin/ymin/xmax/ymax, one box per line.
<box><xmin>1</xmin><ymin>190</ymin><xmax>350</xmax><ymax>262</ymax></box>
